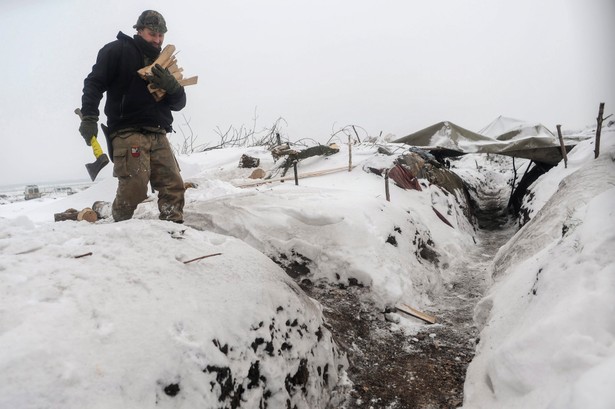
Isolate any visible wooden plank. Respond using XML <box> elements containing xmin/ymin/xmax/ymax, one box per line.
<box><xmin>179</xmin><ymin>76</ymin><xmax>199</xmax><ymax>86</ymax></box>
<box><xmin>234</xmin><ymin>165</ymin><xmax>356</xmax><ymax>188</ymax></box>
<box><xmin>396</xmin><ymin>303</ymin><xmax>437</xmax><ymax>324</ymax></box>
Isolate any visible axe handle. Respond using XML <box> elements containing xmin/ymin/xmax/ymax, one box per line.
<box><xmin>75</xmin><ymin>108</ymin><xmax>106</xmax><ymax>159</ymax></box>
<box><xmin>90</xmin><ymin>136</ymin><xmax>104</xmax><ymax>159</ymax></box>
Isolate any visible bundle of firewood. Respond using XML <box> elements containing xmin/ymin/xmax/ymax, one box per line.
<box><xmin>137</xmin><ymin>44</ymin><xmax>198</xmax><ymax>101</ymax></box>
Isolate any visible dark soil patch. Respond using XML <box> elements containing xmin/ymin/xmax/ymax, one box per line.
<box><xmin>299</xmin><ymin>282</ymin><xmax>476</xmax><ymax>409</ymax></box>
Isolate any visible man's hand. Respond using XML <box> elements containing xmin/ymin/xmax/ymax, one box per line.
<box><xmin>150</xmin><ymin>64</ymin><xmax>181</xmax><ymax>95</ymax></box>
<box><xmin>79</xmin><ymin>116</ymin><xmax>98</xmax><ymax>146</ymax></box>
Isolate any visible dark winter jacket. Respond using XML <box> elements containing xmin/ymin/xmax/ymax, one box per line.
<box><xmin>81</xmin><ymin>31</ymin><xmax>186</xmax><ymax>135</ymax></box>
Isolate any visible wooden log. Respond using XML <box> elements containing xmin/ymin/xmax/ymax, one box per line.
<box><xmin>77</xmin><ymin>208</ymin><xmax>98</xmax><ymax>223</ymax></box>
<box><xmin>396</xmin><ymin>303</ymin><xmax>437</xmax><ymax>324</ymax></box>
<box><xmin>92</xmin><ymin>201</ymin><xmax>112</xmax><ymax>219</ymax></box>
<box><xmin>54</xmin><ymin>208</ymin><xmax>79</xmax><ymax>222</ymax></box>
<box><xmin>238</xmin><ymin>154</ymin><xmax>260</xmax><ymax>168</ymax></box>
<box><xmin>54</xmin><ymin>207</ymin><xmax>97</xmax><ymax>223</ymax></box>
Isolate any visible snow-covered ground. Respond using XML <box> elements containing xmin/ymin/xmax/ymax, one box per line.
<box><xmin>464</xmin><ymin>126</ymin><xmax>615</xmax><ymax>409</ymax></box>
<box><xmin>0</xmin><ymin>123</ymin><xmax>613</xmax><ymax>408</ymax></box>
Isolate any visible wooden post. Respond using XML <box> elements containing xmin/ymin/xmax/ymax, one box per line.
<box><xmin>293</xmin><ymin>161</ymin><xmax>299</xmax><ymax>185</ymax></box>
<box><xmin>595</xmin><ymin>102</ymin><xmax>605</xmax><ymax>159</ymax></box>
<box><xmin>348</xmin><ymin>135</ymin><xmax>353</xmax><ymax>172</ymax></box>
<box><xmin>384</xmin><ymin>169</ymin><xmax>390</xmax><ymax>202</ymax></box>
<box><xmin>556</xmin><ymin>124</ymin><xmax>568</xmax><ymax>168</ymax></box>
<box><xmin>508</xmin><ymin>157</ymin><xmax>517</xmax><ymax>206</ymax></box>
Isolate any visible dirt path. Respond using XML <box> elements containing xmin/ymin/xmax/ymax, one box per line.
<box><xmin>299</xmin><ymin>181</ymin><xmax>517</xmax><ymax>408</ymax></box>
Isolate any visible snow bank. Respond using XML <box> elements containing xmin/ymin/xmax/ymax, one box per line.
<box><xmin>464</xmin><ymin>128</ymin><xmax>615</xmax><ymax>409</ymax></box>
<box><xmin>0</xmin><ymin>219</ymin><xmax>348</xmax><ymax>408</ymax></box>
<box><xmin>177</xmin><ymin>144</ymin><xmax>478</xmax><ymax>309</ymax></box>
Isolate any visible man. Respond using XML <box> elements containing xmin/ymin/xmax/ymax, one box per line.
<box><xmin>79</xmin><ymin>10</ymin><xmax>186</xmax><ymax>223</ymax></box>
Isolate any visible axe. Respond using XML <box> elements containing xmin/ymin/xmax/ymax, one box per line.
<box><xmin>74</xmin><ymin>108</ymin><xmax>110</xmax><ymax>181</ymax></box>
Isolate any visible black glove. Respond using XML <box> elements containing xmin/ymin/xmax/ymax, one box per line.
<box><xmin>150</xmin><ymin>64</ymin><xmax>181</xmax><ymax>95</ymax></box>
<box><xmin>79</xmin><ymin>116</ymin><xmax>98</xmax><ymax>146</ymax></box>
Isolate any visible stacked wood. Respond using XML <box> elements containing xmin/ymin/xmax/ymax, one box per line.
<box><xmin>54</xmin><ymin>207</ymin><xmax>98</xmax><ymax>223</ymax></box>
<box><xmin>137</xmin><ymin>44</ymin><xmax>198</xmax><ymax>101</ymax></box>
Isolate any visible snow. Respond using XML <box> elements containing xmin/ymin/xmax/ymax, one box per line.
<box><xmin>479</xmin><ymin>116</ymin><xmax>555</xmax><ymax>141</ymax></box>
<box><xmin>1</xmin><ymin>124</ymin><xmax>614</xmax><ymax>408</ymax></box>
<box><xmin>465</xmin><ymin>126</ymin><xmax>615</xmax><ymax>409</ymax></box>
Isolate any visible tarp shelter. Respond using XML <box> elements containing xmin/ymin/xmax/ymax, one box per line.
<box><xmin>394</xmin><ymin>118</ymin><xmax>578</xmax><ymax>165</ymax></box>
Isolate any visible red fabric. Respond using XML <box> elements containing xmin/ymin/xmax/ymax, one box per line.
<box><xmin>388</xmin><ymin>165</ymin><xmax>422</xmax><ymax>191</ymax></box>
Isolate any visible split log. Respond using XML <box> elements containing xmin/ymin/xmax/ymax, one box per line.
<box><xmin>137</xmin><ymin>44</ymin><xmax>199</xmax><ymax>102</ymax></box>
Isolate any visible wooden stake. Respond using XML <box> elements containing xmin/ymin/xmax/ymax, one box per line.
<box><xmin>293</xmin><ymin>161</ymin><xmax>299</xmax><ymax>185</ymax></box>
<box><xmin>348</xmin><ymin>134</ymin><xmax>353</xmax><ymax>171</ymax></box>
<box><xmin>595</xmin><ymin>102</ymin><xmax>605</xmax><ymax>159</ymax></box>
<box><xmin>384</xmin><ymin>169</ymin><xmax>390</xmax><ymax>202</ymax></box>
<box><xmin>396</xmin><ymin>304</ymin><xmax>437</xmax><ymax>324</ymax></box>
<box><xmin>556</xmin><ymin>124</ymin><xmax>568</xmax><ymax>168</ymax></box>
<box><xmin>74</xmin><ymin>252</ymin><xmax>93</xmax><ymax>259</ymax></box>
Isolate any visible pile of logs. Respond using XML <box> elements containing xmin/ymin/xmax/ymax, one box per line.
<box><xmin>137</xmin><ymin>44</ymin><xmax>198</xmax><ymax>101</ymax></box>
<box><xmin>54</xmin><ymin>201</ymin><xmax>110</xmax><ymax>223</ymax></box>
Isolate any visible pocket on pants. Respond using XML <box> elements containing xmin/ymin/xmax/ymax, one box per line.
<box><xmin>113</xmin><ymin>149</ymin><xmax>129</xmax><ymax>177</ymax></box>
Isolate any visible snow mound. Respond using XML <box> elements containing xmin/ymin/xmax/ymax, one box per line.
<box><xmin>0</xmin><ymin>219</ymin><xmax>348</xmax><ymax>408</ymax></box>
<box><xmin>463</xmin><ymin>131</ymin><xmax>615</xmax><ymax>409</ymax></box>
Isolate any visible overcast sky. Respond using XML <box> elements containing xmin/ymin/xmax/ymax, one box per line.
<box><xmin>1</xmin><ymin>0</ymin><xmax>613</xmax><ymax>186</ymax></box>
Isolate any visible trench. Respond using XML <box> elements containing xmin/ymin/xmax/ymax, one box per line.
<box><xmin>295</xmin><ymin>172</ymin><xmax>518</xmax><ymax>408</ymax></box>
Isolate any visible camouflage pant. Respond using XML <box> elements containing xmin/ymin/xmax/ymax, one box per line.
<box><xmin>111</xmin><ymin>129</ymin><xmax>185</xmax><ymax>223</ymax></box>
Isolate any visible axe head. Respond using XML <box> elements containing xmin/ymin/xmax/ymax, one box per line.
<box><xmin>86</xmin><ymin>153</ymin><xmax>110</xmax><ymax>181</ymax></box>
